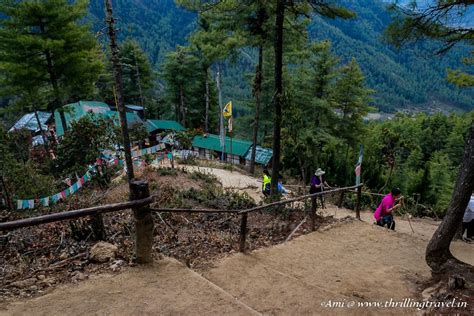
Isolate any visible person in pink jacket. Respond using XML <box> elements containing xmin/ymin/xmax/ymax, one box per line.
<box><xmin>374</xmin><ymin>187</ymin><xmax>402</xmax><ymax>230</ymax></box>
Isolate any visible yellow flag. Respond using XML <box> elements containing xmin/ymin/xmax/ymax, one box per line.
<box><xmin>223</xmin><ymin>101</ymin><xmax>232</xmax><ymax>119</ymax></box>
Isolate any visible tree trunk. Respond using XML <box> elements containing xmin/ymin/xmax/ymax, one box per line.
<box><xmin>34</xmin><ymin>109</ymin><xmax>49</xmax><ymax>152</ymax></box>
<box><xmin>204</xmin><ymin>66</ymin><xmax>210</xmax><ymax>133</ymax></box>
<box><xmin>39</xmin><ymin>27</ymin><xmax>67</xmax><ymax>133</ymax></box>
<box><xmin>250</xmin><ymin>45</ymin><xmax>263</xmax><ymax>175</ymax></box>
<box><xmin>179</xmin><ymin>84</ymin><xmax>186</xmax><ymax>127</ymax></box>
<box><xmin>90</xmin><ymin>214</ymin><xmax>106</xmax><ymax>240</ymax></box>
<box><xmin>426</xmin><ymin>124</ymin><xmax>474</xmax><ymax>272</ymax></box>
<box><xmin>270</xmin><ymin>0</ymin><xmax>285</xmax><ymax>198</ymax></box>
<box><xmin>38</xmin><ymin>20</ymin><xmax>66</xmax><ymax>131</ymax></box>
<box><xmin>105</xmin><ymin>0</ymin><xmax>135</xmax><ymax>184</ymax></box>
<box><xmin>0</xmin><ymin>175</ymin><xmax>13</xmax><ymax>210</ymax></box>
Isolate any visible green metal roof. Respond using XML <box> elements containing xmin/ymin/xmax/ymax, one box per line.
<box><xmin>55</xmin><ymin>101</ymin><xmax>144</xmax><ymax>136</ymax></box>
<box><xmin>244</xmin><ymin>146</ymin><xmax>273</xmax><ymax>165</ymax></box>
<box><xmin>192</xmin><ymin>134</ymin><xmax>252</xmax><ymax>157</ymax></box>
<box><xmin>55</xmin><ymin>101</ymin><xmax>111</xmax><ymax>136</ymax></box>
<box><xmin>146</xmin><ymin>119</ymin><xmax>186</xmax><ymax>133</ymax></box>
<box><xmin>107</xmin><ymin>111</ymin><xmax>143</xmax><ymax>128</ymax></box>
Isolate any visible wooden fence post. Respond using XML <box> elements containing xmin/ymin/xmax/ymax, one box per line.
<box><xmin>239</xmin><ymin>213</ymin><xmax>248</xmax><ymax>252</ymax></box>
<box><xmin>131</xmin><ymin>179</ymin><xmax>153</xmax><ymax>263</ymax></box>
<box><xmin>355</xmin><ymin>186</ymin><xmax>362</xmax><ymax>220</ymax></box>
<box><xmin>311</xmin><ymin>196</ymin><xmax>316</xmax><ymax>231</ymax></box>
<box><xmin>338</xmin><ymin>191</ymin><xmax>345</xmax><ymax>208</ymax></box>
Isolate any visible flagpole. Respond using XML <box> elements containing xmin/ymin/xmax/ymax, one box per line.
<box><xmin>223</xmin><ymin>122</ymin><xmax>227</xmax><ymax>162</ymax></box>
<box><xmin>216</xmin><ymin>69</ymin><xmax>225</xmax><ymax>161</ymax></box>
<box><xmin>230</xmin><ymin>127</ymin><xmax>233</xmax><ymax>171</ymax></box>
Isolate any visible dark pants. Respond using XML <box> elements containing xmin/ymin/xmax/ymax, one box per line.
<box><xmin>377</xmin><ymin>215</ymin><xmax>395</xmax><ymax>230</ymax></box>
<box><xmin>463</xmin><ymin>220</ymin><xmax>474</xmax><ymax>239</ymax></box>
<box><xmin>309</xmin><ymin>186</ymin><xmax>325</xmax><ymax>208</ymax></box>
<box><xmin>262</xmin><ymin>184</ymin><xmax>270</xmax><ymax>197</ymax></box>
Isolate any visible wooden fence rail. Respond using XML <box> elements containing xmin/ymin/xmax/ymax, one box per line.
<box><xmin>0</xmin><ymin>196</ymin><xmax>154</xmax><ymax>231</ymax></box>
<box><xmin>0</xmin><ymin>181</ymin><xmax>363</xmax><ymax>261</ymax></box>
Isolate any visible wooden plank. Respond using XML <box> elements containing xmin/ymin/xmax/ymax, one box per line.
<box><xmin>150</xmin><ymin>208</ymin><xmax>238</xmax><ymax>214</ymax></box>
<box><xmin>131</xmin><ymin>179</ymin><xmax>153</xmax><ymax>264</ymax></box>
<box><xmin>356</xmin><ymin>186</ymin><xmax>362</xmax><ymax>220</ymax></box>
<box><xmin>0</xmin><ymin>197</ymin><xmax>154</xmax><ymax>231</ymax></box>
<box><xmin>239</xmin><ymin>213</ymin><xmax>248</xmax><ymax>252</ymax></box>
<box><xmin>239</xmin><ymin>185</ymin><xmax>362</xmax><ymax>214</ymax></box>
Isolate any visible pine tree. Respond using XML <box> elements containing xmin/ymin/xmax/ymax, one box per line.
<box><xmin>331</xmin><ymin>58</ymin><xmax>372</xmax><ymax>146</ymax></box>
<box><xmin>269</xmin><ymin>0</ymin><xmax>354</xmax><ymax>197</ymax></box>
<box><xmin>161</xmin><ymin>46</ymin><xmax>202</xmax><ymax>127</ymax></box>
<box><xmin>120</xmin><ymin>39</ymin><xmax>155</xmax><ymax>112</ymax></box>
<box><xmin>0</xmin><ymin>0</ymin><xmax>103</xmax><ymax>130</ymax></box>
<box><xmin>188</xmin><ymin>13</ymin><xmax>241</xmax><ymax>132</ymax></box>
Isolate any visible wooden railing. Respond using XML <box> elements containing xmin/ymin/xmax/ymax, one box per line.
<box><xmin>0</xmin><ymin>180</ymin><xmax>363</xmax><ymax>262</ymax></box>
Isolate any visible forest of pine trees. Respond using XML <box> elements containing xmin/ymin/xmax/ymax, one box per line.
<box><xmin>0</xmin><ymin>0</ymin><xmax>472</xmax><ymax>215</ymax></box>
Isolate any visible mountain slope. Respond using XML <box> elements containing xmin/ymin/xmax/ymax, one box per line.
<box><xmin>87</xmin><ymin>0</ymin><xmax>473</xmax><ymax>112</ymax></box>
<box><xmin>310</xmin><ymin>0</ymin><xmax>473</xmax><ymax>111</ymax></box>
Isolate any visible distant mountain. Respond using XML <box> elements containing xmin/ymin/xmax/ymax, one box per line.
<box><xmin>88</xmin><ymin>0</ymin><xmax>473</xmax><ymax>112</ymax></box>
<box><xmin>88</xmin><ymin>0</ymin><xmax>195</xmax><ymax>67</ymax></box>
<box><xmin>310</xmin><ymin>0</ymin><xmax>473</xmax><ymax>111</ymax></box>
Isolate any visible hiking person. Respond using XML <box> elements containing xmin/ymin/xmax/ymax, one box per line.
<box><xmin>374</xmin><ymin>187</ymin><xmax>403</xmax><ymax>230</ymax></box>
<box><xmin>309</xmin><ymin>168</ymin><xmax>332</xmax><ymax>208</ymax></box>
<box><xmin>277</xmin><ymin>175</ymin><xmax>290</xmax><ymax>195</ymax></box>
<box><xmin>262</xmin><ymin>169</ymin><xmax>271</xmax><ymax>196</ymax></box>
<box><xmin>462</xmin><ymin>193</ymin><xmax>474</xmax><ymax>242</ymax></box>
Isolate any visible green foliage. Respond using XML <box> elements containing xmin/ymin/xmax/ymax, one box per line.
<box><xmin>189</xmin><ymin>169</ymin><xmax>218</xmax><ymax>183</ymax></box>
<box><xmin>6</xmin><ymin>129</ymin><xmax>32</xmax><ymax>163</ymax></box>
<box><xmin>426</xmin><ymin>152</ymin><xmax>454</xmax><ymax>214</ymax></box>
<box><xmin>0</xmin><ymin>0</ymin><xmax>103</xmax><ymax>112</ymax></box>
<box><xmin>54</xmin><ymin>115</ymin><xmax>116</xmax><ymax>176</ymax></box>
<box><xmin>385</xmin><ymin>0</ymin><xmax>473</xmax><ymax>89</ymax></box>
<box><xmin>331</xmin><ymin>58</ymin><xmax>372</xmax><ymax>144</ymax></box>
<box><xmin>181</xmin><ymin>186</ymin><xmax>255</xmax><ymax>210</ymax></box>
<box><xmin>0</xmin><ymin>125</ymin><xmax>56</xmax><ymax>202</ymax></box>
<box><xmin>161</xmin><ymin>46</ymin><xmax>203</xmax><ymax>127</ymax></box>
<box><xmin>360</xmin><ymin>111</ymin><xmax>473</xmax><ymax>215</ymax></box>
<box><xmin>128</xmin><ymin>123</ymin><xmax>149</xmax><ymax>144</ymax></box>
<box><xmin>157</xmin><ymin>167</ymin><xmax>178</xmax><ymax>177</ymax></box>
<box><xmin>97</xmin><ymin>39</ymin><xmax>161</xmax><ymax>117</ymax></box>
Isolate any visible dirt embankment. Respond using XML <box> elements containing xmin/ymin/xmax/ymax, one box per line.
<box><xmin>1</xmin><ymin>166</ymin><xmax>473</xmax><ymax>315</ymax></box>
<box><xmin>4</xmin><ymin>219</ymin><xmax>473</xmax><ymax>315</ymax></box>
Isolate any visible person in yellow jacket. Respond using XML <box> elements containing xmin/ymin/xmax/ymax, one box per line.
<box><xmin>262</xmin><ymin>169</ymin><xmax>271</xmax><ymax>196</ymax></box>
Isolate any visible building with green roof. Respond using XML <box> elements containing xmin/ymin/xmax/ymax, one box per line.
<box><xmin>146</xmin><ymin>119</ymin><xmax>186</xmax><ymax>133</ymax></box>
<box><xmin>54</xmin><ymin>100</ymin><xmax>144</xmax><ymax>137</ymax></box>
<box><xmin>191</xmin><ymin>133</ymin><xmax>269</xmax><ymax>165</ymax></box>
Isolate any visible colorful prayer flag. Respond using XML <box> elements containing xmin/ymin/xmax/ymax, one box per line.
<box><xmin>228</xmin><ymin>117</ymin><xmax>233</xmax><ymax>133</ymax></box>
<box><xmin>17</xmin><ymin>200</ymin><xmax>23</xmax><ymax>210</ymax></box>
<box><xmin>40</xmin><ymin>197</ymin><xmax>50</xmax><ymax>207</ymax></box>
<box><xmin>28</xmin><ymin>199</ymin><xmax>35</xmax><ymax>209</ymax></box>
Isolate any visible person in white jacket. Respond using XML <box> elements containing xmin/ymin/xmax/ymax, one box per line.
<box><xmin>462</xmin><ymin>193</ymin><xmax>474</xmax><ymax>241</ymax></box>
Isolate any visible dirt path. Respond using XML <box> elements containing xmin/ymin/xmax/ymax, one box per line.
<box><xmin>320</xmin><ymin>206</ymin><xmax>474</xmax><ymax>266</ymax></box>
<box><xmin>168</xmin><ymin>164</ymin><xmax>263</xmax><ymax>202</ymax></box>
<box><xmin>3</xmin><ymin>218</ymin><xmax>472</xmax><ymax>315</ymax></box>
<box><xmin>3</xmin><ymin>166</ymin><xmax>473</xmax><ymax>315</ymax></box>
<box><xmin>1</xmin><ymin>258</ymin><xmax>255</xmax><ymax>316</ymax></box>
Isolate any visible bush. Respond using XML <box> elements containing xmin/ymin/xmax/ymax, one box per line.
<box><xmin>157</xmin><ymin>167</ymin><xmax>178</xmax><ymax>176</ymax></box>
<box><xmin>189</xmin><ymin>170</ymin><xmax>218</xmax><ymax>183</ymax></box>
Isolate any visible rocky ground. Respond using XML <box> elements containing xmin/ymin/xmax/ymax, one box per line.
<box><xmin>0</xmin><ymin>166</ymin><xmax>340</xmax><ymax>302</ymax></box>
